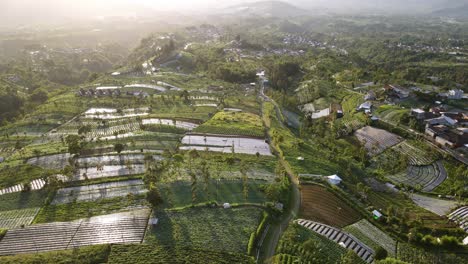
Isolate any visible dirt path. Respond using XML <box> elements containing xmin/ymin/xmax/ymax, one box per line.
<box><xmin>257</xmin><ymin>77</ymin><xmax>301</xmax><ymax>263</ymax></box>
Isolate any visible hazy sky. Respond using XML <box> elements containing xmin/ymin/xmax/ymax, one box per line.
<box><xmin>1</xmin><ymin>0</ymin><xmax>467</xmax><ymax>28</ymax></box>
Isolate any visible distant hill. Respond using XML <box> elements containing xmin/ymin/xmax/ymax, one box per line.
<box><xmin>224</xmin><ymin>1</ymin><xmax>308</xmax><ymax>18</ymax></box>
<box><xmin>432</xmin><ymin>4</ymin><xmax>468</xmax><ymax>18</ymax></box>
<box><xmin>294</xmin><ymin>0</ymin><xmax>466</xmax><ymax>14</ymax></box>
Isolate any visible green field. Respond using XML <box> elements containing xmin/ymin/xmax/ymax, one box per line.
<box><xmin>108</xmin><ymin>245</ymin><xmax>254</xmax><ymax>264</ymax></box>
<box><xmin>34</xmin><ymin>195</ymin><xmax>148</xmax><ymax>223</ymax></box>
<box><xmin>158</xmin><ymin>179</ymin><xmax>269</xmax><ymax>208</ymax></box>
<box><xmin>194</xmin><ymin>111</ymin><xmax>264</xmax><ymax>137</ymax></box>
<box><xmin>0</xmin><ymin>244</ymin><xmax>111</xmax><ymax>264</ymax></box>
<box><xmin>0</xmin><ymin>190</ymin><xmax>48</xmax><ymax>212</ymax></box>
<box><xmin>145</xmin><ymin>207</ymin><xmax>264</xmax><ymax>253</ymax></box>
<box><xmin>273</xmin><ymin>223</ymin><xmax>362</xmax><ymax>264</ymax></box>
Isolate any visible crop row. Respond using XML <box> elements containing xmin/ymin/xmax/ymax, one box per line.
<box><xmin>0</xmin><ymin>209</ymin><xmax>150</xmax><ymax>255</ymax></box>
<box><xmin>343</xmin><ymin>219</ymin><xmax>396</xmax><ymax>257</ymax></box>
<box><xmin>387</xmin><ymin>161</ymin><xmax>446</xmax><ymax>192</ymax></box>
<box><xmin>52</xmin><ymin>179</ymin><xmax>147</xmax><ymax>204</ymax></box>
<box><xmin>0</xmin><ymin>207</ymin><xmax>40</xmax><ymax>229</ymax></box>
<box><xmin>355</xmin><ymin>126</ymin><xmax>402</xmax><ymax>155</ymax></box>
<box><xmin>393</xmin><ymin>141</ymin><xmax>434</xmax><ymax>166</ymax></box>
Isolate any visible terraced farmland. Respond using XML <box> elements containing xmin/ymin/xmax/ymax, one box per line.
<box><xmin>343</xmin><ymin>219</ymin><xmax>397</xmax><ymax>257</ymax></box>
<box><xmin>74</xmin><ymin>164</ymin><xmax>146</xmax><ymax>181</ymax></box>
<box><xmin>410</xmin><ymin>194</ymin><xmax>458</xmax><ymax>216</ymax></box>
<box><xmin>0</xmin><ymin>178</ymin><xmax>47</xmax><ymax>195</ymax></box>
<box><xmin>158</xmin><ymin>179</ymin><xmax>268</xmax><ymax>208</ymax></box>
<box><xmin>448</xmin><ymin>206</ymin><xmax>468</xmax><ymax>232</ymax></box>
<box><xmin>56</xmin><ymin>118</ymin><xmax>142</xmax><ymax>139</ymax></box>
<box><xmin>52</xmin><ymin>179</ymin><xmax>147</xmax><ymax>204</ymax></box>
<box><xmin>0</xmin><ymin>207</ymin><xmax>40</xmax><ymax>229</ymax></box>
<box><xmin>387</xmin><ymin>161</ymin><xmax>447</xmax><ymax>192</ymax></box>
<box><xmin>297</xmin><ymin>219</ymin><xmax>374</xmax><ymax>263</ymax></box>
<box><xmin>77</xmin><ymin>154</ymin><xmax>161</xmax><ymax>167</ymax></box>
<box><xmin>355</xmin><ymin>126</ymin><xmax>403</xmax><ymax>155</ymax></box>
<box><xmin>27</xmin><ymin>153</ymin><xmax>71</xmax><ymax>170</ymax></box>
<box><xmin>145</xmin><ymin>207</ymin><xmax>263</xmax><ymax>253</ymax></box>
<box><xmin>181</xmin><ymin>135</ymin><xmax>272</xmax><ymax>156</ymax></box>
<box><xmin>300</xmin><ymin>184</ymin><xmax>361</xmax><ymax>227</ymax></box>
<box><xmin>0</xmin><ymin>209</ymin><xmax>150</xmax><ymax>255</ymax></box>
<box><xmin>142</xmin><ymin>118</ymin><xmax>198</xmax><ymax>130</ymax></box>
<box><xmin>83</xmin><ymin>108</ymin><xmax>150</xmax><ymax>119</ymax></box>
<box><xmin>393</xmin><ymin>141</ymin><xmax>435</xmax><ymax>165</ymax></box>
<box><xmin>193</xmin><ymin>111</ymin><xmax>264</xmax><ymax>137</ymax></box>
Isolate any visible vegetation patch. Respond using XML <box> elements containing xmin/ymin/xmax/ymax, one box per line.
<box><xmin>145</xmin><ymin>207</ymin><xmax>263</xmax><ymax>253</ymax></box>
<box><xmin>194</xmin><ymin>111</ymin><xmax>264</xmax><ymax>137</ymax></box>
<box><xmin>108</xmin><ymin>244</ymin><xmax>254</xmax><ymax>264</ymax></box>
<box><xmin>272</xmin><ymin>223</ymin><xmax>360</xmax><ymax>264</ymax></box>
<box><xmin>34</xmin><ymin>195</ymin><xmax>148</xmax><ymax>223</ymax></box>
<box><xmin>0</xmin><ymin>190</ymin><xmax>48</xmax><ymax>212</ymax></box>
<box><xmin>343</xmin><ymin>219</ymin><xmax>397</xmax><ymax>257</ymax></box>
<box><xmin>0</xmin><ymin>244</ymin><xmax>111</xmax><ymax>264</ymax></box>
<box><xmin>158</xmin><ymin>179</ymin><xmax>268</xmax><ymax>208</ymax></box>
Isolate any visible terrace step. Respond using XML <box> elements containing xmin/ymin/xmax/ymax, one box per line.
<box><xmin>296</xmin><ymin>219</ymin><xmax>375</xmax><ymax>263</ymax></box>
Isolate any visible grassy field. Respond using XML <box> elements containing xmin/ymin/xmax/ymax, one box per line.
<box><xmin>34</xmin><ymin>195</ymin><xmax>148</xmax><ymax>223</ymax></box>
<box><xmin>145</xmin><ymin>207</ymin><xmax>264</xmax><ymax>253</ymax></box>
<box><xmin>343</xmin><ymin>219</ymin><xmax>397</xmax><ymax>257</ymax></box>
<box><xmin>194</xmin><ymin>111</ymin><xmax>264</xmax><ymax>137</ymax></box>
<box><xmin>375</xmin><ymin>105</ymin><xmax>410</xmax><ymax>124</ymax></box>
<box><xmin>0</xmin><ymin>164</ymin><xmax>53</xmax><ymax>189</ymax></box>
<box><xmin>0</xmin><ymin>244</ymin><xmax>110</xmax><ymax>264</ymax></box>
<box><xmin>0</xmin><ymin>207</ymin><xmax>40</xmax><ymax>229</ymax></box>
<box><xmin>366</xmin><ymin>189</ymin><xmax>458</xmax><ymax>230</ymax></box>
<box><xmin>300</xmin><ymin>184</ymin><xmax>361</xmax><ymax>227</ymax></box>
<box><xmin>397</xmin><ymin>242</ymin><xmax>468</xmax><ymax>264</ymax></box>
<box><xmin>108</xmin><ymin>244</ymin><xmax>254</xmax><ymax>264</ymax></box>
<box><xmin>273</xmin><ymin>223</ymin><xmax>360</xmax><ymax>264</ymax></box>
<box><xmin>0</xmin><ymin>190</ymin><xmax>48</xmax><ymax>212</ymax></box>
<box><xmin>158</xmin><ymin>179</ymin><xmax>269</xmax><ymax>208</ymax></box>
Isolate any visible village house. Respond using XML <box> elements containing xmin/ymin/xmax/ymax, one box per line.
<box><xmin>425</xmin><ymin>112</ymin><xmax>468</xmax><ymax>148</ymax></box>
<box><xmin>357</xmin><ymin>101</ymin><xmax>372</xmax><ymax>113</ymax></box>
<box><xmin>447</xmin><ymin>89</ymin><xmax>464</xmax><ymax>100</ymax></box>
<box><xmin>384</xmin><ymin>84</ymin><xmax>410</xmax><ymax>99</ymax></box>
<box><xmin>364</xmin><ymin>90</ymin><xmax>376</xmax><ymax>101</ymax></box>
<box><xmin>411</xmin><ymin>108</ymin><xmax>426</xmax><ymax>120</ymax></box>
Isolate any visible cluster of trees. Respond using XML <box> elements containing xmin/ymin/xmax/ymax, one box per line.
<box><xmin>212</xmin><ymin>62</ymin><xmax>256</xmax><ymax>83</ymax></box>
<box><xmin>0</xmin><ymin>90</ymin><xmax>23</xmax><ymax>125</ymax></box>
<box><xmin>267</xmin><ymin>59</ymin><xmax>301</xmax><ymax>92</ymax></box>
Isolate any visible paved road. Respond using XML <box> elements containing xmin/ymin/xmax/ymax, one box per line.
<box><xmin>257</xmin><ymin>76</ymin><xmax>301</xmax><ymax>262</ymax></box>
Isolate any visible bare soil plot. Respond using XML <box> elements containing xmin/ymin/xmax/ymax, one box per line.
<box><xmin>0</xmin><ymin>207</ymin><xmax>40</xmax><ymax>229</ymax></box>
<box><xmin>355</xmin><ymin>126</ymin><xmax>403</xmax><ymax>155</ymax></box>
<box><xmin>0</xmin><ymin>209</ymin><xmax>150</xmax><ymax>255</ymax></box>
<box><xmin>181</xmin><ymin>135</ymin><xmax>272</xmax><ymax>156</ymax></box>
<box><xmin>410</xmin><ymin>194</ymin><xmax>459</xmax><ymax>216</ymax></box>
<box><xmin>300</xmin><ymin>184</ymin><xmax>361</xmax><ymax>227</ymax></box>
<box><xmin>52</xmin><ymin>179</ymin><xmax>147</xmax><ymax>204</ymax></box>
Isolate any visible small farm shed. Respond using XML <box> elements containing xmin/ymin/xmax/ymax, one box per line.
<box><xmin>372</xmin><ymin>210</ymin><xmax>383</xmax><ymax>220</ymax></box>
<box><xmin>327</xmin><ymin>175</ymin><xmax>342</xmax><ymax>185</ymax></box>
